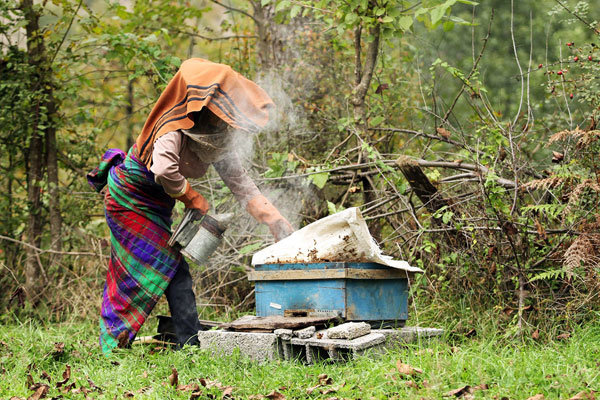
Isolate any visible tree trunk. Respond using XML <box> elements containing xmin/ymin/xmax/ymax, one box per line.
<box><xmin>46</xmin><ymin>101</ymin><xmax>62</xmax><ymax>253</ymax></box>
<box><xmin>351</xmin><ymin>24</ymin><xmax>382</xmax><ymax>241</ymax></box>
<box><xmin>21</xmin><ymin>0</ymin><xmax>49</xmax><ymax>300</ymax></box>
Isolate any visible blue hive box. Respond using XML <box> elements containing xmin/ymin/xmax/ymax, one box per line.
<box><xmin>248</xmin><ymin>262</ymin><xmax>411</xmax><ymax>323</ymax></box>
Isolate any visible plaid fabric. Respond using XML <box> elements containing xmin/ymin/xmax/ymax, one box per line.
<box><xmin>96</xmin><ymin>145</ymin><xmax>181</xmax><ymax>354</ymax></box>
<box><xmin>86</xmin><ymin>149</ymin><xmax>126</xmax><ymax>193</ymax></box>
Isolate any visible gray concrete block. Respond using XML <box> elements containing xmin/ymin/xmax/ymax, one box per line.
<box><xmin>292</xmin><ymin>332</ymin><xmax>385</xmax><ymax>350</ymax></box>
<box><xmin>274</xmin><ymin>329</ymin><xmax>293</xmax><ymax>340</ymax></box>
<box><xmin>373</xmin><ymin>327</ymin><xmax>443</xmax><ymax>345</ymax></box>
<box><xmin>293</xmin><ymin>326</ymin><xmax>315</xmax><ymax>339</ymax></box>
<box><xmin>197</xmin><ymin>330</ymin><xmax>281</xmax><ymax>362</ymax></box>
<box><xmin>327</xmin><ymin>322</ymin><xmax>371</xmax><ymax>340</ymax></box>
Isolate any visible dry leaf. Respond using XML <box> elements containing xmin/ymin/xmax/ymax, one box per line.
<box><xmin>178</xmin><ymin>383</ymin><xmax>201</xmax><ymax>392</ymax></box>
<box><xmin>28</xmin><ymin>384</ymin><xmax>49</xmax><ymax>400</ymax></box>
<box><xmin>527</xmin><ymin>395</ymin><xmax>545</xmax><ymax>400</ymax></box>
<box><xmin>265</xmin><ymin>390</ymin><xmax>286</xmax><ymax>399</ymax></box>
<box><xmin>56</xmin><ymin>365</ymin><xmax>71</xmax><ymax>388</ymax></box>
<box><xmin>437</xmin><ymin>127</ymin><xmax>452</xmax><ymax>139</ymax></box>
<box><xmin>405</xmin><ymin>381</ymin><xmax>419</xmax><ymax>389</ymax></box>
<box><xmin>318</xmin><ymin>374</ymin><xmax>333</xmax><ymax>385</ymax></box>
<box><xmin>569</xmin><ymin>391</ymin><xmax>596</xmax><ymax>400</ymax></box>
<box><xmin>190</xmin><ymin>390</ymin><xmax>203</xmax><ymax>400</ymax></box>
<box><xmin>221</xmin><ymin>386</ymin><xmax>234</xmax><ymax>399</ymax></box>
<box><xmin>444</xmin><ymin>385</ymin><xmax>471</xmax><ymax>397</ymax></box>
<box><xmin>116</xmin><ymin>330</ymin><xmax>129</xmax><ymax>348</ymax></box>
<box><xmin>52</xmin><ymin>342</ymin><xmax>65</xmax><ymax>358</ymax></box>
<box><xmin>40</xmin><ymin>371</ymin><xmax>51</xmax><ymax>382</ymax></box>
<box><xmin>168</xmin><ymin>367</ymin><xmax>178</xmax><ymax>387</ymax></box>
<box><xmin>396</xmin><ymin>361</ymin><xmax>423</xmax><ymax>376</ymax></box>
<box><xmin>556</xmin><ymin>333</ymin><xmax>571</xmax><ymax>340</ymax></box>
<box><xmin>87</xmin><ymin>378</ymin><xmax>102</xmax><ymax>392</ymax></box>
<box><xmin>321</xmin><ymin>387</ymin><xmax>338</xmax><ymax>395</ymax></box>
<box><xmin>306</xmin><ymin>385</ymin><xmax>321</xmax><ymax>395</ymax></box>
<box><xmin>124</xmin><ymin>391</ymin><xmax>135</xmax><ymax>398</ymax></box>
<box><xmin>142</xmin><ymin>371</ymin><xmax>148</xmax><ymax>379</ymax></box>
<box><xmin>532</xmin><ymin>329</ymin><xmax>540</xmax><ymax>340</ymax></box>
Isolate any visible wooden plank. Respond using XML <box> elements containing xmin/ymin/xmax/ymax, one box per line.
<box><xmin>248</xmin><ymin>268</ymin><xmax>409</xmax><ymax>281</ymax></box>
<box><xmin>219</xmin><ymin>315</ymin><xmax>335</xmax><ymax>332</ymax></box>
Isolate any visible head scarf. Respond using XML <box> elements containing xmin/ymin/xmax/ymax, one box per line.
<box><xmin>135</xmin><ymin>58</ymin><xmax>274</xmax><ymax>168</ymax></box>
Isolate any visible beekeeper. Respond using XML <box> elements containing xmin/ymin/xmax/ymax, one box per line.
<box><xmin>87</xmin><ymin>58</ymin><xmax>294</xmax><ymax>353</ymax></box>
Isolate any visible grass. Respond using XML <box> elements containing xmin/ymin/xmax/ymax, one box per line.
<box><xmin>1</xmin><ymin>317</ymin><xmax>599</xmax><ymax>399</ymax></box>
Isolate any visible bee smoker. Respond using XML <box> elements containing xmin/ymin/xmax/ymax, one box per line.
<box><xmin>168</xmin><ymin>209</ymin><xmax>233</xmax><ymax>264</ymax></box>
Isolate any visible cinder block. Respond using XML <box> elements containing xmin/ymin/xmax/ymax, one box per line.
<box><xmin>274</xmin><ymin>329</ymin><xmax>293</xmax><ymax>340</ymax></box>
<box><xmin>327</xmin><ymin>322</ymin><xmax>371</xmax><ymax>340</ymax></box>
<box><xmin>197</xmin><ymin>330</ymin><xmax>282</xmax><ymax>362</ymax></box>
<box><xmin>293</xmin><ymin>326</ymin><xmax>315</xmax><ymax>339</ymax></box>
<box><xmin>373</xmin><ymin>327</ymin><xmax>443</xmax><ymax>345</ymax></box>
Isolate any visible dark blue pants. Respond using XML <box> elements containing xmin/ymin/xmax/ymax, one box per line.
<box><xmin>164</xmin><ymin>259</ymin><xmax>201</xmax><ymax>347</ymax></box>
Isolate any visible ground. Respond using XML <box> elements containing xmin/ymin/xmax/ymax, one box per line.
<box><xmin>0</xmin><ymin>320</ymin><xmax>598</xmax><ymax>399</ymax></box>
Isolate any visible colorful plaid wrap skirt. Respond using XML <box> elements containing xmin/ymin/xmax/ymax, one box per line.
<box><xmin>88</xmin><ymin>146</ymin><xmax>181</xmax><ymax>354</ymax></box>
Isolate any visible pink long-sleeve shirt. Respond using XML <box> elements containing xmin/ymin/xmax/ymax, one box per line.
<box><xmin>150</xmin><ymin>130</ymin><xmax>260</xmax><ymax>208</ymax></box>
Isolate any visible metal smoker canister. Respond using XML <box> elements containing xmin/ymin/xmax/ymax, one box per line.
<box><xmin>168</xmin><ymin>210</ymin><xmax>233</xmax><ymax>265</ymax></box>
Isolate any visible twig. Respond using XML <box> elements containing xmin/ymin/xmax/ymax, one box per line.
<box><xmin>0</xmin><ymin>234</ymin><xmax>108</xmax><ymax>257</ymax></box>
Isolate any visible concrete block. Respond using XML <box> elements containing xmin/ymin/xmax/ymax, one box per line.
<box><xmin>327</xmin><ymin>322</ymin><xmax>371</xmax><ymax>340</ymax></box>
<box><xmin>293</xmin><ymin>326</ymin><xmax>315</xmax><ymax>339</ymax></box>
<box><xmin>274</xmin><ymin>329</ymin><xmax>293</xmax><ymax>340</ymax></box>
<box><xmin>373</xmin><ymin>327</ymin><xmax>443</xmax><ymax>345</ymax></box>
<box><xmin>197</xmin><ymin>330</ymin><xmax>281</xmax><ymax>362</ymax></box>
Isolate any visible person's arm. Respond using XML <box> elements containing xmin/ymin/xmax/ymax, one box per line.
<box><xmin>151</xmin><ymin>131</ymin><xmax>209</xmax><ymax>213</ymax></box>
<box><xmin>214</xmin><ymin>153</ymin><xmax>294</xmax><ymax>241</ymax></box>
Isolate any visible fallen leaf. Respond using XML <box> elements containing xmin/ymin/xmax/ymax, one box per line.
<box><xmin>318</xmin><ymin>374</ymin><xmax>333</xmax><ymax>385</ymax></box>
<box><xmin>142</xmin><ymin>371</ymin><xmax>148</xmax><ymax>379</ymax></box>
<box><xmin>437</xmin><ymin>127</ymin><xmax>452</xmax><ymax>139</ymax></box>
<box><xmin>465</xmin><ymin>328</ymin><xmax>477</xmax><ymax>338</ymax></box>
<box><xmin>405</xmin><ymin>381</ymin><xmax>419</xmax><ymax>389</ymax></box>
<box><xmin>178</xmin><ymin>383</ymin><xmax>201</xmax><ymax>392</ymax></box>
<box><xmin>556</xmin><ymin>333</ymin><xmax>571</xmax><ymax>340</ymax></box>
<box><xmin>321</xmin><ymin>387</ymin><xmax>337</xmax><ymax>395</ymax></box>
<box><xmin>396</xmin><ymin>361</ymin><xmax>423</xmax><ymax>376</ymax></box>
<box><xmin>168</xmin><ymin>367</ymin><xmax>178</xmax><ymax>387</ymax></box>
<box><xmin>306</xmin><ymin>385</ymin><xmax>321</xmax><ymax>395</ymax></box>
<box><xmin>222</xmin><ymin>386</ymin><xmax>234</xmax><ymax>399</ymax></box>
<box><xmin>527</xmin><ymin>395</ymin><xmax>545</xmax><ymax>400</ymax></box>
<box><xmin>532</xmin><ymin>329</ymin><xmax>540</xmax><ymax>340</ymax></box>
<box><xmin>117</xmin><ymin>330</ymin><xmax>129</xmax><ymax>348</ymax></box>
<box><xmin>265</xmin><ymin>390</ymin><xmax>286</xmax><ymax>399</ymax></box>
<box><xmin>28</xmin><ymin>384</ymin><xmax>49</xmax><ymax>400</ymax></box>
<box><xmin>53</xmin><ymin>342</ymin><xmax>65</xmax><ymax>356</ymax></box>
<box><xmin>56</xmin><ymin>365</ymin><xmax>71</xmax><ymax>388</ymax></box>
<box><xmin>61</xmin><ymin>382</ymin><xmax>76</xmax><ymax>393</ymax></box>
<box><xmin>40</xmin><ymin>371</ymin><xmax>51</xmax><ymax>382</ymax></box>
<box><xmin>110</xmin><ymin>361</ymin><xmax>120</xmax><ymax>366</ymax></box>
<box><xmin>569</xmin><ymin>391</ymin><xmax>596</xmax><ymax>400</ymax></box>
<box><xmin>190</xmin><ymin>390</ymin><xmax>203</xmax><ymax>399</ymax></box>
<box><xmin>27</xmin><ymin>373</ymin><xmax>34</xmax><ymax>388</ymax></box>
<box><xmin>444</xmin><ymin>385</ymin><xmax>471</xmax><ymax>397</ymax></box>
<box><xmin>124</xmin><ymin>391</ymin><xmax>135</xmax><ymax>398</ymax></box>
<box><xmin>87</xmin><ymin>378</ymin><xmax>103</xmax><ymax>392</ymax></box>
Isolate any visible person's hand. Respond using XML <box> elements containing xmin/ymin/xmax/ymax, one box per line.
<box><xmin>246</xmin><ymin>194</ymin><xmax>294</xmax><ymax>241</ymax></box>
<box><xmin>175</xmin><ymin>183</ymin><xmax>209</xmax><ymax>214</ymax></box>
<box><xmin>268</xmin><ymin>218</ymin><xmax>294</xmax><ymax>242</ymax></box>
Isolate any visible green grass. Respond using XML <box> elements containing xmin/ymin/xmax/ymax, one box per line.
<box><xmin>0</xmin><ymin>319</ymin><xmax>599</xmax><ymax>399</ymax></box>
